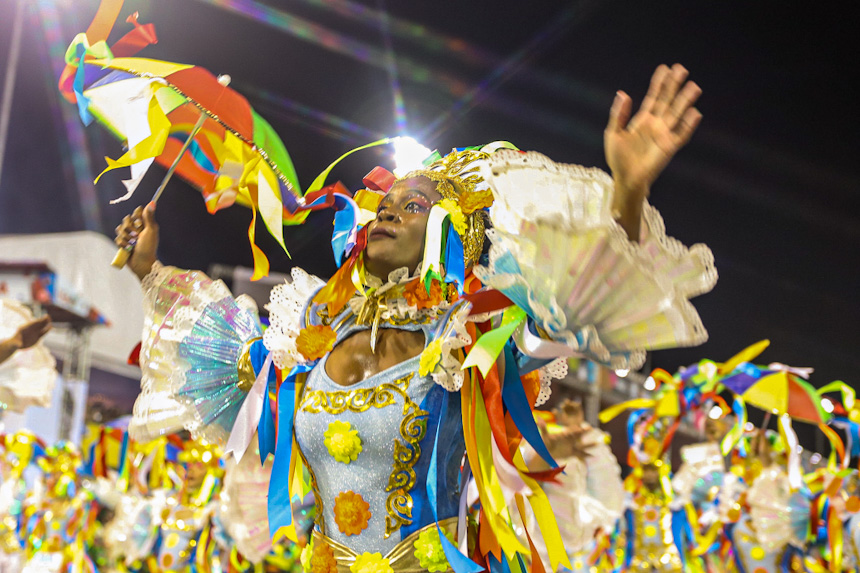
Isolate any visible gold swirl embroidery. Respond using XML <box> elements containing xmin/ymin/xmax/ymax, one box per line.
<box><xmin>299</xmin><ymin>375</ymin><xmax>411</xmax><ymax>414</ymax></box>
<box><xmin>384</xmin><ymin>392</ymin><xmax>428</xmax><ymax>537</ymax></box>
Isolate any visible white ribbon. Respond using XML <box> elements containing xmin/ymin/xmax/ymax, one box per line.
<box><xmin>419</xmin><ymin>205</ymin><xmax>449</xmax><ymax>283</ymax></box>
<box><xmin>768</xmin><ymin>362</ymin><xmax>814</xmax><ymax>379</ymax></box>
<box><xmin>106</xmin><ymin>79</ymin><xmax>162</xmax><ymax>204</ymax></box>
<box><xmin>458</xmin><ymin>463</ymin><xmax>472</xmax><ymax>553</ymax></box>
<box><xmin>779</xmin><ymin>414</ymin><xmax>802</xmax><ymax>491</ymax></box>
<box><xmin>513</xmin><ymin>322</ymin><xmax>577</xmax><ymax>360</ymax></box>
<box><xmin>224</xmin><ymin>352</ymin><xmax>273</xmax><ymax>463</ymax></box>
<box><xmin>491</xmin><ymin>438</ymin><xmax>531</xmax><ymax>506</ymax></box>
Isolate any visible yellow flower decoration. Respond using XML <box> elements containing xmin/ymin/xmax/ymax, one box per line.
<box><xmin>419</xmin><ymin>339</ymin><xmax>443</xmax><ymax>377</ymax></box>
<box><xmin>458</xmin><ymin>188</ymin><xmax>494</xmax><ymax>214</ymax></box>
<box><xmin>413</xmin><ymin>528</ymin><xmax>453</xmax><ymax>573</ymax></box>
<box><xmin>309</xmin><ymin>539</ymin><xmax>337</xmax><ymax>573</ymax></box>
<box><xmin>350</xmin><ymin>553</ymin><xmax>393</xmax><ymax>573</ymax></box>
<box><xmin>334</xmin><ymin>491</ymin><xmax>371</xmax><ymax>536</ymax></box>
<box><xmin>438</xmin><ymin>198</ymin><xmax>467</xmax><ymax>234</ymax></box>
<box><xmin>296</xmin><ymin>324</ymin><xmax>337</xmax><ymax>361</ymax></box>
<box><xmin>324</xmin><ymin>421</ymin><xmax>362</xmax><ymax>463</ymax></box>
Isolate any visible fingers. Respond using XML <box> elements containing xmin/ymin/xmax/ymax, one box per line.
<box><xmin>666</xmin><ymin>80</ymin><xmax>702</xmax><ymax>128</ymax></box>
<box><xmin>114</xmin><ymin>204</ymin><xmax>155</xmax><ymax>248</ymax></box>
<box><xmin>142</xmin><ymin>202</ymin><xmax>158</xmax><ymax>230</ymax></box>
<box><xmin>606</xmin><ymin>91</ymin><xmax>633</xmax><ymax>133</ymax></box>
<box><xmin>639</xmin><ymin>64</ymin><xmax>670</xmax><ymax>116</ymax></box>
<box><xmin>652</xmin><ymin>63</ymin><xmax>688</xmax><ymax>118</ymax></box>
<box><xmin>675</xmin><ymin>106</ymin><xmax>703</xmax><ymax>146</ymax></box>
<box><xmin>114</xmin><ymin>214</ymin><xmax>137</xmax><ymax>249</ymax></box>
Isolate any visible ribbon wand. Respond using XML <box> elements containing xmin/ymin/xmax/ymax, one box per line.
<box><xmin>111</xmin><ymin>73</ymin><xmax>232</xmax><ymax>269</ymax></box>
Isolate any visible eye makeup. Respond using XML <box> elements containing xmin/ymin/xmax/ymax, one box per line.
<box><xmin>377</xmin><ymin>191</ymin><xmax>432</xmax><ymax>214</ymax></box>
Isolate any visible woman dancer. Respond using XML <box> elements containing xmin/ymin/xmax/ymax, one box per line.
<box><xmin>117</xmin><ymin>63</ymin><xmax>713</xmax><ymax>573</ymax></box>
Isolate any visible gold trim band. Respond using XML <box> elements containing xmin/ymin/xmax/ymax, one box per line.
<box><xmin>312</xmin><ymin>517</ymin><xmax>458</xmax><ymax>573</ymax></box>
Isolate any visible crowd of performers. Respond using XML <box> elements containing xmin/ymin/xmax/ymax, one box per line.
<box><xmin>0</xmin><ymin>425</ymin><xmax>308</xmax><ymax>573</ymax></box>
<box><xmin>6</xmin><ymin>353</ymin><xmax>860</xmax><ymax>573</ymax></box>
<box><xmin>3</xmin><ymin>1</ymin><xmax>858</xmax><ymax>571</ymax></box>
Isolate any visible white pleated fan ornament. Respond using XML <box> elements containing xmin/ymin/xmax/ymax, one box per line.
<box><xmin>475</xmin><ymin>150</ymin><xmax>717</xmax><ymax>370</ymax></box>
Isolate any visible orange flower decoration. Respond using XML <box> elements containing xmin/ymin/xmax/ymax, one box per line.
<box><xmin>458</xmin><ymin>189</ymin><xmax>494</xmax><ymax>214</ymax></box>
<box><xmin>402</xmin><ymin>279</ymin><xmax>445</xmax><ymax>310</ymax></box>
<box><xmin>310</xmin><ymin>539</ymin><xmax>338</xmax><ymax>573</ymax></box>
<box><xmin>296</xmin><ymin>324</ymin><xmax>337</xmax><ymax>361</ymax></box>
<box><xmin>334</xmin><ymin>491</ymin><xmax>371</xmax><ymax>536</ymax></box>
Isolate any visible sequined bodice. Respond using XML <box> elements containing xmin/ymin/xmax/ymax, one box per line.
<box><xmin>158</xmin><ymin>502</ymin><xmax>209</xmax><ymax>572</ymax></box>
<box><xmin>731</xmin><ymin>518</ymin><xmax>783</xmax><ymax>572</ymax></box>
<box><xmin>294</xmin><ymin>317</ymin><xmax>465</xmax><ymax>556</ymax></box>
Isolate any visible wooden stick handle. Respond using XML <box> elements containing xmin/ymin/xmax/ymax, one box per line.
<box><xmin>111</xmin><ymin>245</ymin><xmax>133</xmax><ymax>268</ymax></box>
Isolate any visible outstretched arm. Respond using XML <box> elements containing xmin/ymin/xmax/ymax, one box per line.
<box><xmin>605</xmin><ymin>63</ymin><xmax>703</xmax><ymax>240</ymax></box>
<box><xmin>0</xmin><ymin>316</ymin><xmax>51</xmax><ymax>364</ymax></box>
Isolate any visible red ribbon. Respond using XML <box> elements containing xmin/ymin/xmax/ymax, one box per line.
<box><xmin>362</xmin><ymin>166</ymin><xmax>396</xmax><ymax>192</ymax></box>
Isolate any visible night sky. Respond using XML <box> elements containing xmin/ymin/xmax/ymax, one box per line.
<box><xmin>1</xmin><ymin>0</ymin><xmax>858</xmax><ymax>428</ymax></box>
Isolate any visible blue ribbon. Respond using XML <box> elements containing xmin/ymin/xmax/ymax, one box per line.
<box><xmin>250</xmin><ymin>340</ymin><xmax>277</xmax><ymax>462</ymax></box>
<box><xmin>626</xmin><ymin>408</ymin><xmax>649</xmax><ymax>452</ymax></box>
<box><xmin>73</xmin><ymin>44</ymin><xmax>94</xmax><ymax>125</ymax></box>
<box><xmin>118</xmin><ymin>432</ymin><xmax>129</xmax><ymax>477</ymax></box>
<box><xmin>83</xmin><ymin>440</ymin><xmax>96</xmax><ymax>476</ymax></box>
<box><xmin>670</xmin><ymin>508</ymin><xmax>692</xmax><ymax>568</ymax></box>
<box><xmin>331</xmin><ymin>195</ymin><xmax>358</xmax><ymax>266</ymax></box>
<box><xmin>444</xmin><ymin>224</ymin><xmax>466</xmax><ymax>294</ymax></box>
<box><xmin>168</xmin><ymin>133</ymin><xmax>218</xmax><ymax>174</ymax></box>
<box><xmin>501</xmin><ymin>344</ymin><xmax>557</xmax><ymax>469</ymax></box>
<box><xmin>623</xmin><ymin>509</ymin><xmax>634</xmax><ymax>570</ymax></box>
<box><xmin>165</xmin><ymin>442</ymin><xmax>180</xmax><ymax>463</ymax></box>
<box><xmin>267</xmin><ymin>362</ymin><xmax>315</xmax><ymax>536</ymax></box>
<box><xmin>427</xmin><ymin>392</ymin><xmax>484</xmax><ymax>573</ymax></box>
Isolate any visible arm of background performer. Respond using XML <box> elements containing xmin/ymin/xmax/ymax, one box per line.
<box><xmin>0</xmin><ymin>316</ymin><xmax>51</xmax><ymax>365</ymax></box>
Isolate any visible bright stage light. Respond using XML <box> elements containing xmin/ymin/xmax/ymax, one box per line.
<box><xmin>643</xmin><ymin>376</ymin><xmax>656</xmax><ymax>391</ymax></box>
<box><xmin>708</xmin><ymin>405</ymin><xmax>723</xmax><ymax>420</ymax></box>
<box><xmin>614</xmin><ymin>368</ymin><xmax>629</xmax><ymax>378</ymax></box>
<box><xmin>393</xmin><ymin>136</ymin><xmax>431</xmax><ymax>177</ymax></box>
<box><xmin>821</xmin><ymin>398</ymin><xmax>834</xmax><ymax>413</ymax></box>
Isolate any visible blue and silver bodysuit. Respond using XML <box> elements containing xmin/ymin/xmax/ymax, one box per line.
<box><xmin>294</xmin><ymin>294</ymin><xmax>465</xmax><ymax>557</ymax></box>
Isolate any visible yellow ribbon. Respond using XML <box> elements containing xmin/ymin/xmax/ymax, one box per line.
<box><xmin>93</xmin><ymin>86</ymin><xmax>170</xmax><ymax>184</ymax></box>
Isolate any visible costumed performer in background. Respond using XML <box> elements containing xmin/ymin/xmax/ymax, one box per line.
<box><xmin>115</xmin><ymin>63</ymin><xmax>715</xmax><ymax>573</ymax></box>
<box><xmin>0</xmin><ymin>303</ymin><xmax>54</xmax><ymax>413</ymax></box>
<box><xmin>0</xmin><ymin>315</ymin><xmax>51</xmax><ymax>367</ymax></box>
<box><xmin>524</xmin><ymin>399</ymin><xmax>624</xmax><ymax>571</ymax></box>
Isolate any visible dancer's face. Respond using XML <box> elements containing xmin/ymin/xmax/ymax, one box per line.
<box><xmin>184</xmin><ymin>461</ymin><xmax>207</xmax><ymax>489</ymax></box>
<box><xmin>364</xmin><ymin>176</ymin><xmax>442</xmax><ymax>279</ymax></box>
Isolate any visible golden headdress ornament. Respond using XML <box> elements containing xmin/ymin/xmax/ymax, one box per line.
<box><xmin>399</xmin><ymin>141</ymin><xmax>518</xmax><ymax>267</ymax></box>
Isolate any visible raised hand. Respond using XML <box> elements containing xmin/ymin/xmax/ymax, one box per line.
<box><xmin>114</xmin><ymin>203</ymin><xmax>159</xmax><ymax>281</ymax></box>
<box><xmin>0</xmin><ymin>315</ymin><xmax>51</xmax><ymax>364</ymax></box>
<box><xmin>605</xmin><ymin>64</ymin><xmax>702</xmax><ymax>239</ymax></box>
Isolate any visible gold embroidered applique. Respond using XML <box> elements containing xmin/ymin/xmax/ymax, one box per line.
<box><xmin>384</xmin><ymin>399</ymin><xmax>427</xmax><ymax>537</ymax></box>
<box><xmin>299</xmin><ymin>374</ymin><xmax>412</xmax><ymax>415</ymax></box>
